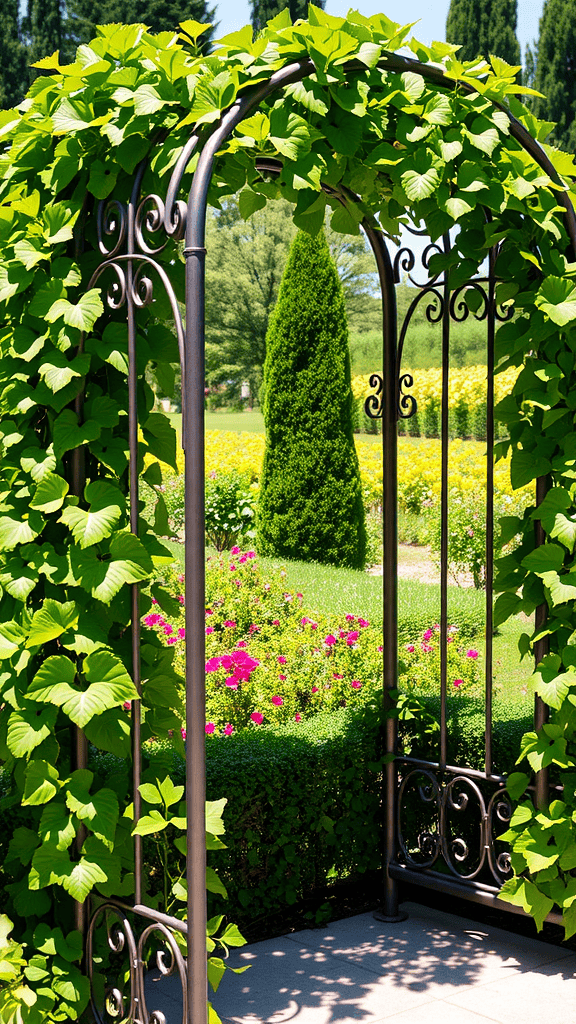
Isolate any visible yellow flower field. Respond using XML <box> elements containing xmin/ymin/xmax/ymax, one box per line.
<box><xmin>184</xmin><ymin>429</ymin><xmax>531</xmax><ymax>514</ymax></box>
<box><xmin>352</xmin><ymin>365</ymin><xmax>519</xmax><ymax>413</ymax></box>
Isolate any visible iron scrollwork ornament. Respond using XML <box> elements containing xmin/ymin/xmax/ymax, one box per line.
<box><xmin>363</xmin><ymin>372</ymin><xmax>418</xmax><ymax>421</ymax></box>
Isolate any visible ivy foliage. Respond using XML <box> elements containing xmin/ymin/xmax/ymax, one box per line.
<box><xmin>0</xmin><ymin>4</ymin><xmax>575</xmax><ymax>1011</ymax></box>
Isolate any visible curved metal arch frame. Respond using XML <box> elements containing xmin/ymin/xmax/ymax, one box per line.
<box><xmin>78</xmin><ymin>46</ymin><xmax>576</xmax><ymax>1024</ymax></box>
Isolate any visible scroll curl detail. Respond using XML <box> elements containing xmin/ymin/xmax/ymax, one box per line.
<box><xmin>364</xmin><ymin>373</ymin><xmax>383</xmax><ymax>419</ymax></box>
<box><xmin>398</xmin><ymin>373</ymin><xmax>417</xmax><ymax>420</ymax></box>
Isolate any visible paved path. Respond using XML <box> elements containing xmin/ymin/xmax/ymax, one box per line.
<box><xmin>145</xmin><ymin>901</ymin><xmax>576</xmax><ymax>1024</ymax></box>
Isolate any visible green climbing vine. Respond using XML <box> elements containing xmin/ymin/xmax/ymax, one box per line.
<box><xmin>0</xmin><ymin>6</ymin><xmax>576</xmax><ymax>1018</ymax></box>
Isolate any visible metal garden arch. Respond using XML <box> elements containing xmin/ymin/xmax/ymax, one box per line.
<box><xmin>82</xmin><ymin>46</ymin><xmax>576</xmax><ymax>1024</ymax></box>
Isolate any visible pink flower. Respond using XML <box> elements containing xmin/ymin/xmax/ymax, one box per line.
<box><xmin>225</xmin><ymin>677</ymin><xmax>239</xmax><ymax>690</ymax></box>
<box><xmin>167</xmin><ymin>637</ymin><xmax>177</xmax><ymax>645</ymax></box>
<box><xmin>339</xmin><ymin>629</ymin><xmax>347</xmax><ymax>639</ymax></box>
<box><xmin>224</xmin><ymin>620</ymin><xmax>236</xmax><ymax>628</ymax></box>
<box><xmin>296</xmin><ymin>592</ymin><xmax>303</xmax><ymax>599</ymax></box>
<box><xmin>223</xmin><ymin>723</ymin><xmax>234</xmax><ymax>736</ymax></box>
<box><xmin>278</xmin><ymin>656</ymin><xmax>287</xmax><ymax>664</ymax></box>
<box><xmin>312</xmin><ymin>686</ymin><xmax>319</xmax><ymax>693</ymax></box>
<box><xmin>178</xmin><ymin>595</ymin><xmax>185</xmax><ymax>604</ymax></box>
<box><xmin>178</xmin><ymin>628</ymin><xmax>186</xmax><ymax>639</ymax></box>
<box><xmin>237</xmin><ymin>640</ymin><xmax>247</xmax><ymax>648</ymax></box>
<box><xmin>423</xmin><ymin>629</ymin><xmax>433</xmax><ymax>641</ymax></box>
<box><xmin>271</xmin><ymin>696</ymin><xmax>283</xmax><ymax>706</ymax></box>
<box><xmin>181</xmin><ymin>727</ymin><xmax>186</xmax><ymax>740</ymax></box>
<box><xmin>310</xmin><ymin>623</ymin><xmax>317</xmax><ymax>630</ymax></box>
<box><xmin>230</xmin><ymin>564</ymin><xmax>236</xmax><ymax>572</ymax></box>
<box><xmin>205</xmin><ymin>657</ymin><xmax>222</xmax><ymax>672</ymax></box>
<box><xmin>206</xmin><ymin>608</ymin><xmax>213</xmax><ymax>616</ymax></box>
<box><xmin>377</xmin><ymin>645</ymin><xmax>383</xmax><ymax>652</ymax></box>
<box><xmin>163</xmin><ymin>624</ymin><xmax>174</xmax><ymax>635</ymax></box>
<box><xmin>231</xmin><ymin>546</ymin><xmax>240</xmax><ymax>555</ymax></box>
<box><xmin>251</xmin><ymin>712</ymin><xmax>264</xmax><ymax>724</ymax></box>
<box><xmin>421</xmin><ymin>643</ymin><xmax>433</xmax><ymax>653</ymax></box>
<box><xmin>466</xmin><ymin>649</ymin><xmax>479</xmax><ymax>659</ymax></box>
<box><xmin>454</xmin><ymin>679</ymin><xmax>464</xmax><ymax>688</ymax></box>
<box><xmin>264</xmin><ymin>583</ymin><xmax>270</xmax><ymax>591</ymax></box>
<box><xmin>301</xmin><ymin>616</ymin><xmax>309</xmax><ymax>625</ymax></box>
<box><xmin>143</xmin><ymin>613</ymin><xmax>162</xmax><ymax>626</ymax></box>
<box><xmin>239</xmin><ymin>554</ymin><xmax>247</xmax><ymax>563</ymax></box>
<box><xmin>333</xmin><ymin>673</ymin><xmax>343</xmax><ymax>680</ymax></box>
<box><xmin>178</xmin><ymin>574</ymin><xmax>185</xmax><ymax>583</ymax></box>
<box><xmin>123</xmin><ymin>701</ymin><xmax>131</xmax><ymax>711</ymax></box>
<box><xmin>325</xmin><ymin>634</ymin><xmax>337</xmax><ymax>646</ymax></box>
<box><xmin>351</xmin><ymin>680</ymin><xmax>362</xmax><ymax>689</ymax></box>
<box><xmin>205</xmin><ymin>626</ymin><xmax>214</xmax><ymax>635</ymax></box>
<box><xmin>346</xmin><ymin>631</ymin><xmax>359</xmax><ymax>646</ymax></box>
<box><xmin>345</xmin><ymin>614</ymin><xmax>355</xmax><ymax>622</ymax></box>
<box><xmin>358</xmin><ymin>618</ymin><xmax>369</xmax><ymax>628</ymax></box>
<box><xmin>406</xmin><ymin>644</ymin><xmax>415</xmax><ymax>653</ymax></box>
<box><xmin>295</xmin><ymin>713</ymin><xmax>302</xmax><ymax>722</ymax></box>
<box><xmin>278</xmin><ymin>674</ymin><xmax>286</xmax><ymax>681</ymax></box>
<box><xmin>205</xmin><ymin>722</ymin><xmax>215</xmax><ymax>734</ymax></box>
<box><xmin>151</xmin><ymin>597</ymin><xmax>158</xmax><ymax>605</ymax></box>
<box><xmin>272</xmin><ymin>619</ymin><xmax>280</xmax><ymax>626</ymax></box>
<box><xmin>246</xmin><ymin>551</ymin><xmax>256</xmax><ymax>559</ymax></box>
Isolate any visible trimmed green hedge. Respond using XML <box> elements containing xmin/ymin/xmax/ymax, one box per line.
<box><xmin>76</xmin><ymin>695</ymin><xmax>533</xmax><ymax>928</ymax></box>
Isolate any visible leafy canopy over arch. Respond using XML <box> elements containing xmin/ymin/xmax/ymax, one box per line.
<box><xmin>1</xmin><ymin>8</ymin><xmax>576</xmax><ymax>1011</ymax></box>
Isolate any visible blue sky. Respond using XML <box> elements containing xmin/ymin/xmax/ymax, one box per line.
<box><xmin>212</xmin><ymin>1</ymin><xmax>545</xmax><ymax>60</ymax></box>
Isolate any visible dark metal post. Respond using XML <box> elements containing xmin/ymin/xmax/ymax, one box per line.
<box><xmin>184</xmin><ymin>240</ymin><xmax>208</xmax><ymax>1024</ymax></box>
<box><xmin>439</xmin><ymin>235</ymin><xmax>451</xmax><ymax>771</ymax></box>
<box><xmin>363</xmin><ymin>226</ymin><xmax>406</xmax><ymax>924</ymax></box>
<box><xmin>485</xmin><ymin>248</ymin><xmax>496</xmax><ymax>778</ymax></box>
<box><xmin>534</xmin><ymin>475</ymin><xmax>550</xmax><ymax>811</ymax></box>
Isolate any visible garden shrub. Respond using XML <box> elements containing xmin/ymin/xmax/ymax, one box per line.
<box><xmin>257</xmin><ymin>229</ymin><xmax>366</xmax><ymax>569</ymax></box>
<box><xmin>90</xmin><ymin>704</ymin><xmax>388</xmax><ymax>929</ymax></box>
<box><xmin>205</xmin><ymin>472</ymin><xmax>256</xmax><ymax>552</ymax></box>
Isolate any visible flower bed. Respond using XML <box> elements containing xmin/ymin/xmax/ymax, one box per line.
<box><xmin>145</xmin><ymin>548</ymin><xmax>482</xmax><ymax>736</ymax></box>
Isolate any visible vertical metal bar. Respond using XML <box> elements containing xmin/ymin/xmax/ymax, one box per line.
<box><xmin>184</xmin><ymin>240</ymin><xmax>207</xmax><ymax>1024</ymax></box>
<box><xmin>440</xmin><ymin>235</ymin><xmax>451</xmax><ymax>771</ymax></box>
<box><xmin>485</xmin><ymin>250</ymin><xmax>496</xmax><ymax>777</ymax></box>
<box><xmin>361</xmin><ymin>224</ymin><xmax>406</xmax><ymax>923</ymax></box>
<box><xmin>126</xmin><ymin>195</ymin><xmax>143</xmax><ymax>903</ymax></box>
<box><xmin>534</xmin><ymin>475</ymin><xmax>550</xmax><ymax>810</ymax></box>
<box><xmin>72</xmin><ymin>365</ymin><xmax>87</xmax><ymax>938</ymax></box>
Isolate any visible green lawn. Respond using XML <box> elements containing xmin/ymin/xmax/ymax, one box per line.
<box><xmin>166</xmin><ymin>409</ymin><xmax>382</xmax><ymax>444</ymax></box>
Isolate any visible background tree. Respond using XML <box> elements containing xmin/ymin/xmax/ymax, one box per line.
<box><xmin>67</xmin><ymin>0</ymin><xmax>217</xmax><ymax>52</ymax></box>
<box><xmin>528</xmin><ymin>0</ymin><xmax>576</xmax><ymax>152</ymax></box>
<box><xmin>0</xmin><ymin>1</ymin><xmax>29</xmax><ymax>109</ymax></box>
<box><xmin>257</xmin><ymin>229</ymin><xmax>366</xmax><ymax>569</ymax></box>
<box><xmin>251</xmin><ymin>0</ymin><xmax>325</xmax><ymax>34</ymax></box>
<box><xmin>23</xmin><ymin>0</ymin><xmax>65</xmax><ymax>65</ymax></box>
<box><xmin>203</xmin><ymin>198</ymin><xmax>378</xmax><ymax>406</ymax></box>
<box><xmin>445</xmin><ymin>0</ymin><xmax>520</xmax><ymax>66</ymax></box>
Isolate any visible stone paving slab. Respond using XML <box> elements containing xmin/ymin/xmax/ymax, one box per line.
<box><xmin>212</xmin><ymin>902</ymin><xmax>576</xmax><ymax>1024</ymax></box>
<box><xmin>144</xmin><ymin>901</ymin><xmax>576</xmax><ymax>1024</ymax></box>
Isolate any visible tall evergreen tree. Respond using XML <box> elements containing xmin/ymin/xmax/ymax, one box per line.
<box><xmin>257</xmin><ymin>229</ymin><xmax>366</xmax><ymax>570</ymax></box>
<box><xmin>0</xmin><ymin>0</ymin><xmax>29</xmax><ymax>109</ymax></box>
<box><xmin>67</xmin><ymin>0</ymin><xmax>217</xmax><ymax>52</ymax></box>
<box><xmin>446</xmin><ymin>0</ymin><xmax>520</xmax><ymax>66</ymax></box>
<box><xmin>251</xmin><ymin>0</ymin><xmax>325</xmax><ymax>34</ymax></box>
<box><xmin>530</xmin><ymin>0</ymin><xmax>576</xmax><ymax>152</ymax></box>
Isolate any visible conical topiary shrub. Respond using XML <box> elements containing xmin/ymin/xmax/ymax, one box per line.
<box><xmin>257</xmin><ymin>228</ymin><xmax>366</xmax><ymax>569</ymax></box>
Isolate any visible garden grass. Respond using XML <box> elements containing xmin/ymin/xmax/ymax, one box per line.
<box><xmin>166</xmin><ymin>410</ymin><xmax>383</xmax><ymax>445</ymax></box>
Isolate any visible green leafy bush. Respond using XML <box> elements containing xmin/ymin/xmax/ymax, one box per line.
<box><xmin>205</xmin><ymin>472</ymin><xmax>256</xmax><ymax>552</ymax></box>
<box><xmin>257</xmin><ymin>229</ymin><xmax>366</xmax><ymax>569</ymax></box>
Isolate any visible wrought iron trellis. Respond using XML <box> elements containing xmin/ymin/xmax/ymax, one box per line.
<box><xmin>79</xmin><ymin>49</ymin><xmax>576</xmax><ymax>1024</ymax></box>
